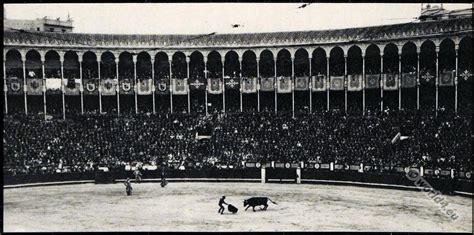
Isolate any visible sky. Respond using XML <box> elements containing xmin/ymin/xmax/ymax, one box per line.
<box><xmin>4</xmin><ymin>3</ymin><xmax>472</xmax><ymax>35</ymax></box>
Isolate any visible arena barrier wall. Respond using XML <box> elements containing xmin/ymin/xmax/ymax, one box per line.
<box><xmin>4</xmin><ymin>168</ymin><xmax>472</xmax><ymax>197</ymax></box>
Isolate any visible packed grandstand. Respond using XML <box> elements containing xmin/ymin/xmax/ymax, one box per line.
<box><xmin>3</xmin><ymin>14</ymin><xmax>473</xmax><ymax>181</ymax></box>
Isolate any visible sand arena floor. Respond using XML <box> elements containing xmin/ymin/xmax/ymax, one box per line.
<box><xmin>3</xmin><ymin>182</ymin><xmax>472</xmax><ymax>232</ymax></box>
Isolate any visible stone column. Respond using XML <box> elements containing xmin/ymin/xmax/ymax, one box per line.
<box><xmin>133</xmin><ymin>54</ymin><xmax>138</xmax><ymax>114</ymax></box>
<box><xmin>60</xmin><ymin>54</ymin><xmax>65</xmax><ymax>119</ymax></box>
<box><xmin>308</xmin><ymin>56</ymin><xmax>312</xmax><ymax>113</ymax></box>
<box><xmin>416</xmin><ymin>48</ymin><xmax>420</xmax><ymax>110</ymax></box>
<box><xmin>23</xmin><ymin>59</ymin><xmax>28</xmax><ymax>114</ymax></box>
<box><xmin>398</xmin><ymin>52</ymin><xmax>402</xmax><ymax>110</ymax></box>
<box><xmin>380</xmin><ymin>52</ymin><xmax>384</xmax><ymax>112</ymax></box>
<box><xmin>115</xmin><ymin>58</ymin><xmax>120</xmax><ymax>116</ymax></box>
<box><xmin>4</xmin><ymin>57</ymin><xmax>8</xmax><ymax>114</ymax></box>
<box><xmin>435</xmin><ymin>46</ymin><xmax>439</xmax><ymax>116</ymax></box>
<box><xmin>169</xmin><ymin>59</ymin><xmax>173</xmax><ymax>114</ymax></box>
<box><xmin>291</xmin><ymin>56</ymin><xmax>295</xmax><ymax>118</ymax></box>
<box><xmin>78</xmin><ymin>56</ymin><xmax>84</xmax><ymax>114</ymax></box>
<box><xmin>98</xmin><ymin>60</ymin><xmax>102</xmax><ymax>114</ymax></box>
<box><xmin>257</xmin><ymin>57</ymin><xmax>260</xmax><ymax>112</ymax></box>
<box><xmin>362</xmin><ymin>53</ymin><xmax>366</xmax><ymax>115</ymax></box>
<box><xmin>186</xmin><ymin>56</ymin><xmax>190</xmax><ymax>113</ymax></box>
<box><xmin>454</xmin><ymin>44</ymin><xmax>459</xmax><ymax>114</ymax></box>
<box><xmin>326</xmin><ymin>56</ymin><xmax>330</xmax><ymax>111</ymax></box>
<box><xmin>151</xmin><ymin>57</ymin><xmax>156</xmax><ymax>114</ymax></box>
<box><xmin>42</xmin><ymin>57</ymin><xmax>47</xmax><ymax>119</ymax></box>
<box><xmin>344</xmin><ymin>55</ymin><xmax>347</xmax><ymax>114</ymax></box>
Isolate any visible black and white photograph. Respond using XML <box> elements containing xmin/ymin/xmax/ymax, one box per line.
<box><xmin>2</xmin><ymin>2</ymin><xmax>473</xmax><ymax>233</ymax></box>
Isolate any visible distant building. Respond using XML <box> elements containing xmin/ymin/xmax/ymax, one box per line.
<box><xmin>419</xmin><ymin>4</ymin><xmax>473</xmax><ymax>21</ymax></box>
<box><xmin>4</xmin><ymin>16</ymin><xmax>74</xmax><ymax>33</ymax></box>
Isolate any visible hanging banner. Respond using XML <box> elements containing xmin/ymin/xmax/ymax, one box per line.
<box><xmin>189</xmin><ymin>78</ymin><xmax>206</xmax><ymax>91</ymax></box>
<box><xmin>137</xmin><ymin>79</ymin><xmax>153</xmax><ymax>95</ymax></box>
<box><xmin>365</xmin><ymin>74</ymin><xmax>380</xmax><ymax>89</ymax></box>
<box><xmin>242</xmin><ymin>77</ymin><xmax>257</xmax><ymax>93</ymax></box>
<box><xmin>401</xmin><ymin>73</ymin><xmax>417</xmax><ymax>88</ymax></box>
<box><xmin>420</xmin><ymin>71</ymin><xmax>435</xmax><ymax>85</ymax></box>
<box><xmin>101</xmin><ymin>79</ymin><xmax>117</xmax><ymax>96</ymax></box>
<box><xmin>260</xmin><ymin>77</ymin><xmax>275</xmax><ymax>91</ymax></box>
<box><xmin>83</xmin><ymin>79</ymin><xmax>99</xmax><ymax>95</ymax></box>
<box><xmin>459</xmin><ymin>70</ymin><xmax>472</xmax><ymax>81</ymax></box>
<box><xmin>63</xmin><ymin>78</ymin><xmax>81</xmax><ymax>95</ymax></box>
<box><xmin>172</xmin><ymin>78</ymin><xmax>188</xmax><ymax>95</ymax></box>
<box><xmin>311</xmin><ymin>75</ymin><xmax>327</xmax><ymax>92</ymax></box>
<box><xmin>7</xmin><ymin>78</ymin><xmax>23</xmax><ymax>95</ymax></box>
<box><xmin>27</xmin><ymin>78</ymin><xmax>44</xmax><ymax>95</ymax></box>
<box><xmin>119</xmin><ymin>78</ymin><xmax>134</xmax><ymax>95</ymax></box>
<box><xmin>208</xmin><ymin>78</ymin><xmax>223</xmax><ymax>94</ymax></box>
<box><xmin>383</xmin><ymin>74</ymin><xmax>398</xmax><ymax>90</ymax></box>
<box><xmin>330</xmin><ymin>76</ymin><xmax>344</xmax><ymax>91</ymax></box>
<box><xmin>46</xmin><ymin>78</ymin><xmax>62</xmax><ymax>95</ymax></box>
<box><xmin>155</xmin><ymin>79</ymin><xmax>170</xmax><ymax>95</ymax></box>
<box><xmin>348</xmin><ymin>74</ymin><xmax>363</xmax><ymax>91</ymax></box>
<box><xmin>439</xmin><ymin>71</ymin><xmax>455</xmax><ymax>86</ymax></box>
<box><xmin>224</xmin><ymin>76</ymin><xmax>240</xmax><ymax>90</ymax></box>
<box><xmin>294</xmin><ymin>77</ymin><xmax>309</xmax><ymax>91</ymax></box>
<box><xmin>277</xmin><ymin>77</ymin><xmax>292</xmax><ymax>93</ymax></box>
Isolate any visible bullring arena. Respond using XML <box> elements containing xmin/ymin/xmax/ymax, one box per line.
<box><xmin>3</xmin><ymin>3</ymin><xmax>473</xmax><ymax>233</ymax></box>
<box><xmin>4</xmin><ymin>181</ymin><xmax>472</xmax><ymax>232</ymax></box>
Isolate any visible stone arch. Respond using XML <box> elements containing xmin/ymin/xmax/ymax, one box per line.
<box><xmin>259</xmin><ymin>49</ymin><xmax>274</xmax><ymax>77</ymax></box>
<box><xmin>276</xmin><ymin>49</ymin><xmax>292</xmax><ymax>77</ymax></box>
<box><xmin>242</xmin><ymin>50</ymin><xmax>257</xmax><ymax>77</ymax></box>
<box><xmin>172</xmin><ymin>51</ymin><xmax>187</xmax><ymax>79</ymax></box>
<box><xmin>5</xmin><ymin>49</ymin><xmax>23</xmax><ymax>78</ymax></box>
<box><xmin>294</xmin><ymin>48</ymin><xmax>309</xmax><ymax>77</ymax></box>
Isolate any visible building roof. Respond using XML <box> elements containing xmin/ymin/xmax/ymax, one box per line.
<box><xmin>3</xmin><ymin>17</ymin><xmax>472</xmax><ymax>49</ymax></box>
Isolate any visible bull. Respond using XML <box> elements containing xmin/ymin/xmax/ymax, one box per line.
<box><xmin>243</xmin><ymin>197</ymin><xmax>277</xmax><ymax>212</ymax></box>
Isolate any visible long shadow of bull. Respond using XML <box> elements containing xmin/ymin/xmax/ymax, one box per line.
<box><xmin>243</xmin><ymin>197</ymin><xmax>278</xmax><ymax>212</ymax></box>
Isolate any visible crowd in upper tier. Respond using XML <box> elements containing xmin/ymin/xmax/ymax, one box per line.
<box><xmin>3</xmin><ymin>108</ymin><xmax>471</xmax><ymax>176</ymax></box>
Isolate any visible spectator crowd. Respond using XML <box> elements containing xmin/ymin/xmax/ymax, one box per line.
<box><xmin>3</xmin><ymin>109</ymin><xmax>472</xmax><ymax>176</ymax></box>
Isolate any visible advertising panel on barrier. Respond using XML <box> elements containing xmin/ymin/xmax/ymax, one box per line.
<box><xmin>245</xmin><ymin>162</ymin><xmax>256</xmax><ymax>168</ymax></box>
<box><xmin>274</xmin><ymin>163</ymin><xmax>285</xmax><ymax>168</ymax></box>
<box><xmin>320</xmin><ymin>163</ymin><xmax>330</xmax><ymax>169</ymax></box>
<box><xmin>349</xmin><ymin>165</ymin><xmax>359</xmax><ymax>171</ymax></box>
